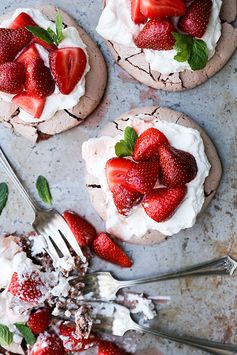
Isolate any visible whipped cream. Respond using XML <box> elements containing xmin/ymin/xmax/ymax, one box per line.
<box><xmin>0</xmin><ymin>8</ymin><xmax>90</xmax><ymax>123</ymax></box>
<box><xmin>96</xmin><ymin>0</ymin><xmax>222</xmax><ymax>74</ymax></box>
<box><xmin>82</xmin><ymin>115</ymin><xmax>211</xmax><ymax>240</ymax></box>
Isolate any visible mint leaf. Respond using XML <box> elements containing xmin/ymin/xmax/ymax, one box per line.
<box><xmin>0</xmin><ymin>183</ymin><xmax>8</xmax><ymax>215</ymax></box>
<box><xmin>14</xmin><ymin>323</ymin><xmax>36</xmax><ymax>345</ymax></box>
<box><xmin>124</xmin><ymin>126</ymin><xmax>138</xmax><ymax>152</ymax></box>
<box><xmin>115</xmin><ymin>140</ymin><xmax>132</xmax><ymax>157</ymax></box>
<box><xmin>36</xmin><ymin>176</ymin><xmax>52</xmax><ymax>205</ymax></box>
<box><xmin>0</xmin><ymin>324</ymin><xmax>13</xmax><ymax>347</ymax></box>
<box><xmin>47</xmin><ymin>27</ymin><xmax>58</xmax><ymax>44</ymax></box>
<box><xmin>56</xmin><ymin>11</ymin><xmax>63</xmax><ymax>43</ymax></box>
<box><xmin>26</xmin><ymin>26</ymin><xmax>54</xmax><ymax>44</ymax></box>
<box><xmin>189</xmin><ymin>39</ymin><xmax>208</xmax><ymax>70</ymax></box>
<box><xmin>173</xmin><ymin>32</ymin><xmax>193</xmax><ymax>63</ymax></box>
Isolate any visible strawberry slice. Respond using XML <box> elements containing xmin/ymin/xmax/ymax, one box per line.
<box><xmin>27</xmin><ymin>308</ymin><xmax>52</xmax><ymax>335</ymax></box>
<box><xmin>49</xmin><ymin>47</ymin><xmax>87</xmax><ymax>95</ymax></box>
<box><xmin>31</xmin><ymin>333</ymin><xmax>64</xmax><ymax>355</ymax></box>
<box><xmin>178</xmin><ymin>0</ymin><xmax>212</xmax><ymax>38</ymax></box>
<box><xmin>140</xmin><ymin>0</ymin><xmax>186</xmax><ymax>18</ymax></box>
<box><xmin>12</xmin><ymin>93</ymin><xmax>45</xmax><ymax>119</ymax></box>
<box><xmin>63</xmin><ymin>210</ymin><xmax>97</xmax><ymax>247</ymax></box>
<box><xmin>10</xmin><ymin>12</ymin><xmax>56</xmax><ymax>51</ymax></box>
<box><xmin>133</xmin><ymin>128</ymin><xmax>169</xmax><ymax>161</ymax></box>
<box><xmin>111</xmin><ymin>184</ymin><xmax>143</xmax><ymax>216</ymax></box>
<box><xmin>131</xmin><ymin>0</ymin><xmax>147</xmax><ymax>24</ymax></box>
<box><xmin>59</xmin><ymin>322</ymin><xmax>99</xmax><ymax>353</ymax></box>
<box><xmin>98</xmin><ymin>340</ymin><xmax>127</xmax><ymax>355</ymax></box>
<box><xmin>16</xmin><ymin>43</ymin><xmax>41</xmax><ymax>65</ymax></box>
<box><xmin>106</xmin><ymin>157</ymin><xmax>134</xmax><ymax>190</ymax></box>
<box><xmin>0</xmin><ymin>62</ymin><xmax>25</xmax><ymax>94</ymax></box>
<box><xmin>8</xmin><ymin>271</ymin><xmax>45</xmax><ymax>304</ymax></box>
<box><xmin>158</xmin><ymin>145</ymin><xmax>198</xmax><ymax>187</ymax></box>
<box><xmin>93</xmin><ymin>232</ymin><xmax>133</xmax><ymax>268</ymax></box>
<box><xmin>0</xmin><ymin>28</ymin><xmax>32</xmax><ymax>65</ymax></box>
<box><xmin>125</xmin><ymin>160</ymin><xmax>159</xmax><ymax>194</ymax></box>
<box><xmin>143</xmin><ymin>186</ymin><xmax>187</xmax><ymax>222</ymax></box>
<box><xmin>134</xmin><ymin>19</ymin><xmax>176</xmax><ymax>50</ymax></box>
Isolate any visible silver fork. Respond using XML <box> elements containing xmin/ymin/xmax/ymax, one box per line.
<box><xmin>71</xmin><ymin>256</ymin><xmax>237</xmax><ymax>300</ymax></box>
<box><xmin>0</xmin><ymin>146</ymin><xmax>85</xmax><ymax>263</ymax></box>
<box><xmin>91</xmin><ymin>302</ymin><xmax>237</xmax><ymax>355</ymax></box>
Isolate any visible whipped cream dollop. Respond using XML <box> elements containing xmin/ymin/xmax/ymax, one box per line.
<box><xmin>96</xmin><ymin>0</ymin><xmax>222</xmax><ymax>74</ymax></box>
<box><xmin>0</xmin><ymin>8</ymin><xmax>90</xmax><ymax>123</ymax></box>
<box><xmin>82</xmin><ymin>115</ymin><xmax>211</xmax><ymax>240</ymax></box>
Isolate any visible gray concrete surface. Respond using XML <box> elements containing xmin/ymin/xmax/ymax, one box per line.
<box><xmin>0</xmin><ymin>1</ymin><xmax>236</xmax><ymax>354</ymax></box>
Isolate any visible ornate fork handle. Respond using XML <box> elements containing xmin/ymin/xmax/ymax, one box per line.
<box><xmin>118</xmin><ymin>256</ymin><xmax>237</xmax><ymax>288</ymax></box>
<box><xmin>131</xmin><ymin>323</ymin><xmax>237</xmax><ymax>355</ymax></box>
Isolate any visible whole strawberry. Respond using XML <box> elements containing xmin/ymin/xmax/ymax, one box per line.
<box><xmin>27</xmin><ymin>308</ymin><xmax>52</xmax><ymax>334</ymax></box>
<box><xmin>178</xmin><ymin>0</ymin><xmax>213</xmax><ymax>38</ymax></box>
<box><xmin>158</xmin><ymin>145</ymin><xmax>198</xmax><ymax>187</ymax></box>
<box><xmin>143</xmin><ymin>186</ymin><xmax>187</xmax><ymax>222</ymax></box>
<box><xmin>134</xmin><ymin>19</ymin><xmax>176</xmax><ymax>50</ymax></box>
<box><xmin>125</xmin><ymin>160</ymin><xmax>159</xmax><ymax>194</ymax></box>
<box><xmin>0</xmin><ymin>62</ymin><xmax>25</xmax><ymax>94</ymax></box>
<box><xmin>98</xmin><ymin>340</ymin><xmax>127</xmax><ymax>355</ymax></box>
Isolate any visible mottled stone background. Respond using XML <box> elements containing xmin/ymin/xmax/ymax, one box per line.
<box><xmin>0</xmin><ymin>1</ymin><xmax>236</xmax><ymax>354</ymax></box>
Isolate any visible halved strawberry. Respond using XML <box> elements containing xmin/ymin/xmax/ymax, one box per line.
<box><xmin>31</xmin><ymin>333</ymin><xmax>64</xmax><ymax>355</ymax></box>
<box><xmin>143</xmin><ymin>186</ymin><xmax>187</xmax><ymax>222</ymax></box>
<box><xmin>0</xmin><ymin>62</ymin><xmax>25</xmax><ymax>94</ymax></box>
<box><xmin>63</xmin><ymin>210</ymin><xmax>97</xmax><ymax>247</ymax></box>
<box><xmin>106</xmin><ymin>157</ymin><xmax>134</xmax><ymax>190</ymax></box>
<box><xmin>10</xmin><ymin>12</ymin><xmax>56</xmax><ymax>51</ymax></box>
<box><xmin>111</xmin><ymin>184</ymin><xmax>143</xmax><ymax>216</ymax></box>
<box><xmin>16</xmin><ymin>43</ymin><xmax>41</xmax><ymax>65</ymax></box>
<box><xmin>125</xmin><ymin>160</ymin><xmax>159</xmax><ymax>194</ymax></box>
<box><xmin>12</xmin><ymin>93</ymin><xmax>45</xmax><ymax>119</ymax></box>
<box><xmin>133</xmin><ymin>128</ymin><xmax>169</xmax><ymax>161</ymax></box>
<box><xmin>8</xmin><ymin>271</ymin><xmax>45</xmax><ymax>304</ymax></box>
<box><xmin>178</xmin><ymin>0</ymin><xmax>212</xmax><ymax>38</ymax></box>
<box><xmin>27</xmin><ymin>308</ymin><xmax>52</xmax><ymax>335</ymax></box>
<box><xmin>131</xmin><ymin>0</ymin><xmax>147</xmax><ymax>24</ymax></box>
<box><xmin>140</xmin><ymin>0</ymin><xmax>186</xmax><ymax>18</ymax></box>
<box><xmin>158</xmin><ymin>145</ymin><xmax>198</xmax><ymax>187</ymax></box>
<box><xmin>0</xmin><ymin>28</ymin><xmax>32</xmax><ymax>65</ymax></box>
<box><xmin>98</xmin><ymin>340</ymin><xmax>126</xmax><ymax>355</ymax></box>
<box><xmin>134</xmin><ymin>19</ymin><xmax>176</xmax><ymax>50</ymax></box>
<box><xmin>59</xmin><ymin>322</ymin><xmax>99</xmax><ymax>353</ymax></box>
<box><xmin>49</xmin><ymin>47</ymin><xmax>87</xmax><ymax>95</ymax></box>
<box><xmin>93</xmin><ymin>232</ymin><xmax>133</xmax><ymax>268</ymax></box>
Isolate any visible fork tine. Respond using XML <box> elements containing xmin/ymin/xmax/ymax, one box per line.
<box><xmin>43</xmin><ymin>235</ymin><xmax>63</xmax><ymax>262</ymax></box>
<box><xmin>40</xmin><ymin>224</ymin><xmax>72</xmax><ymax>259</ymax></box>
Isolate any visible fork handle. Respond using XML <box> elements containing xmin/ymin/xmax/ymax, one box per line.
<box><xmin>0</xmin><ymin>146</ymin><xmax>39</xmax><ymax>214</ymax></box>
<box><xmin>118</xmin><ymin>256</ymin><xmax>237</xmax><ymax>289</ymax></box>
<box><xmin>132</xmin><ymin>324</ymin><xmax>237</xmax><ymax>355</ymax></box>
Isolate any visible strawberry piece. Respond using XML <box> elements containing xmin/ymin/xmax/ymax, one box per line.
<box><xmin>31</xmin><ymin>333</ymin><xmax>64</xmax><ymax>355</ymax></box>
<box><xmin>8</xmin><ymin>271</ymin><xmax>45</xmax><ymax>304</ymax></box>
<box><xmin>0</xmin><ymin>28</ymin><xmax>32</xmax><ymax>65</ymax></box>
<box><xmin>0</xmin><ymin>62</ymin><xmax>25</xmax><ymax>94</ymax></box>
<box><xmin>106</xmin><ymin>157</ymin><xmax>134</xmax><ymax>190</ymax></box>
<box><xmin>12</xmin><ymin>93</ymin><xmax>45</xmax><ymax>119</ymax></box>
<box><xmin>49</xmin><ymin>47</ymin><xmax>87</xmax><ymax>95</ymax></box>
<box><xmin>93</xmin><ymin>232</ymin><xmax>133</xmax><ymax>268</ymax></box>
<box><xmin>178</xmin><ymin>0</ymin><xmax>212</xmax><ymax>38</ymax></box>
<box><xmin>143</xmin><ymin>186</ymin><xmax>187</xmax><ymax>222</ymax></box>
<box><xmin>27</xmin><ymin>308</ymin><xmax>52</xmax><ymax>335</ymax></box>
<box><xmin>16</xmin><ymin>43</ymin><xmax>41</xmax><ymax>65</ymax></box>
<box><xmin>131</xmin><ymin>0</ymin><xmax>147</xmax><ymax>24</ymax></box>
<box><xmin>133</xmin><ymin>128</ymin><xmax>169</xmax><ymax>161</ymax></box>
<box><xmin>125</xmin><ymin>160</ymin><xmax>159</xmax><ymax>194</ymax></box>
<box><xmin>59</xmin><ymin>322</ymin><xmax>99</xmax><ymax>353</ymax></box>
<box><xmin>111</xmin><ymin>184</ymin><xmax>143</xmax><ymax>216</ymax></box>
<box><xmin>98</xmin><ymin>340</ymin><xmax>127</xmax><ymax>355</ymax></box>
<box><xmin>63</xmin><ymin>210</ymin><xmax>97</xmax><ymax>247</ymax></box>
<box><xmin>134</xmin><ymin>19</ymin><xmax>176</xmax><ymax>50</ymax></box>
<box><xmin>140</xmin><ymin>0</ymin><xmax>186</xmax><ymax>18</ymax></box>
<box><xmin>158</xmin><ymin>145</ymin><xmax>198</xmax><ymax>187</ymax></box>
<box><xmin>10</xmin><ymin>12</ymin><xmax>57</xmax><ymax>51</ymax></box>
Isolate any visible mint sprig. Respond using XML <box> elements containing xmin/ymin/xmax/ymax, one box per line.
<box><xmin>14</xmin><ymin>323</ymin><xmax>36</xmax><ymax>345</ymax></box>
<box><xmin>27</xmin><ymin>11</ymin><xmax>64</xmax><ymax>46</ymax></box>
<box><xmin>0</xmin><ymin>324</ymin><xmax>13</xmax><ymax>347</ymax></box>
<box><xmin>0</xmin><ymin>182</ymin><xmax>8</xmax><ymax>215</ymax></box>
<box><xmin>172</xmin><ymin>32</ymin><xmax>208</xmax><ymax>71</ymax></box>
<box><xmin>115</xmin><ymin>127</ymin><xmax>138</xmax><ymax>157</ymax></box>
<box><xmin>36</xmin><ymin>176</ymin><xmax>52</xmax><ymax>205</ymax></box>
